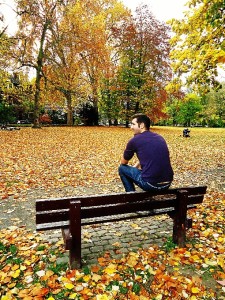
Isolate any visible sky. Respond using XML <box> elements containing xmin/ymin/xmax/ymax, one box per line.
<box><xmin>0</xmin><ymin>0</ymin><xmax>17</xmax><ymax>34</ymax></box>
<box><xmin>121</xmin><ymin>0</ymin><xmax>188</xmax><ymax>22</ymax></box>
<box><xmin>1</xmin><ymin>0</ymin><xmax>189</xmax><ymax>35</ymax></box>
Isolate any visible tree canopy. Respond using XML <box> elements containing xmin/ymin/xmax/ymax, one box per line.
<box><xmin>169</xmin><ymin>0</ymin><xmax>225</xmax><ymax>93</ymax></box>
<box><xmin>1</xmin><ymin>0</ymin><xmax>224</xmax><ymax>126</ymax></box>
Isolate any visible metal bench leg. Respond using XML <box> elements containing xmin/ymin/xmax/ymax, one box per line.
<box><xmin>69</xmin><ymin>200</ymin><xmax>81</xmax><ymax>269</ymax></box>
<box><xmin>173</xmin><ymin>190</ymin><xmax>188</xmax><ymax>247</ymax></box>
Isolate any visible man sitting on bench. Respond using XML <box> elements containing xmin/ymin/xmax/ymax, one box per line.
<box><xmin>118</xmin><ymin>114</ymin><xmax>174</xmax><ymax>192</ymax></box>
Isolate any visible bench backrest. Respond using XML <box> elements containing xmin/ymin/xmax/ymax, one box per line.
<box><xmin>36</xmin><ymin>186</ymin><xmax>207</xmax><ymax>231</ymax></box>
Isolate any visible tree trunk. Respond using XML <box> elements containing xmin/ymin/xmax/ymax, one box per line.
<box><xmin>125</xmin><ymin>99</ymin><xmax>130</xmax><ymax>128</ymax></box>
<box><xmin>66</xmin><ymin>93</ymin><xmax>73</xmax><ymax>126</ymax></box>
<box><xmin>135</xmin><ymin>101</ymin><xmax>140</xmax><ymax>113</ymax></box>
<box><xmin>92</xmin><ymin>94</ymin><xmax>99</xmax><ymax>125</ymax></box>
<box><xmin>32</xmin><ymin>20</ymin><xmax>50</xmax><ymax>129</ymax></box>
<box><xmin>32</xmin><ymin>68</ymin><xmax>42</xmax><ymax>128</ymax></box>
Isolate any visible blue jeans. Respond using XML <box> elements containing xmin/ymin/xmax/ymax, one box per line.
<box><xmin>118</xmin><ymin>164</ymin><xmax>171</xmax><ymax>192</ymax></box>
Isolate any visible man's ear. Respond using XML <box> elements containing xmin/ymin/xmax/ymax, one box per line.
<box><xmin>140</xmin><ymin>122</ymin><xmax>144</xmax><ymax>129</ymax></box>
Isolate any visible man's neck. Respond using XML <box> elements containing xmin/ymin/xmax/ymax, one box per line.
<box><xmin>140</xmin><ymin>129</ymin><xmax>148</xmax><ymax>133</ymax></box>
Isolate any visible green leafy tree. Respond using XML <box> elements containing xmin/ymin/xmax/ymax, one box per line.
<box><xmin>203</xmin><ymin>83</ymin><xmax>225</xmax><ymax>127</ymax></box>
<box><xmin>176</xmin><ymin>93</ymin><xmax>202</xmax><ymax>126</ymax></box>
<box><xmin>99</xmin><ymin>77</ymin><xmax>122</xmax><ymax>125</ymax></box>
<box><xmin>164</xmin><ymin>97</ymin><xmax>181</xmax><ymax>126</ymax></box>
<box><xmin>0</xmin><ymin>70</ymin><xmax>34</xmax><ymax>122</ymax></box>
<box><xmin>0</xmin><ymin>101</ymin><xmax>16</xmax><ymax>124</ymax></box>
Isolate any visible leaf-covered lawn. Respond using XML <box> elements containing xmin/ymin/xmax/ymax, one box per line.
<box><xmin>0</xmin><ymin>126</ymin><xmax>224</xmax><ymax>198</ymax></box>
<box><xmin>0</xmin><ymin>126</ymin><xmax>225</xmax><ymax>299</ymax></box>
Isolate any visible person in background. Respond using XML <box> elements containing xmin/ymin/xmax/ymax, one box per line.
<box><xmin>118</xmin><ymin>114</ymin><xmax>174</xmax><ymax>192</ymax></box>
<box><xmin>183</xmin><ymin>128</ymin><xmax>190</xmax><ymax>137</ymax></box>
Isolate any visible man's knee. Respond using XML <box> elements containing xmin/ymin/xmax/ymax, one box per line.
<box><xmin>118</xmin><ymin>164</ymin><xmax>124</xmax><ymax>175</ymax></box>
<box><xmin>118</xmin><ymin>164</ymin><xmax>127</xmax><ymax>175</ymax></box>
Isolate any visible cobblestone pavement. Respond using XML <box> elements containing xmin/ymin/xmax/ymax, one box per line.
<box><xmin>37</xmin><ymin>216</ymin><xmax>172</xmax><ymax>266</ymax></box>
<box><xmin>40</xmin><ymin>215</ymin><xmax>173</xmax><ymax>266</ymax></box>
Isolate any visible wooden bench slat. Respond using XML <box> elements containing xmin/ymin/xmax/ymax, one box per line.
<box><xmin>36</xmin><ymin>220</ymin><xmax>69</xmax><ymax>231</ymax></box>
<box><xmin>36</xmin><ymin>210</ymin><xmax>69</xmax><ymax>225</ymax></box>
<box><xmin>36</xmin><ymin>186</ymin><xmax>207</xmax><ymax>211</ymax></box>
<box><xmin>37</xmin><ymin>204</ymin><xmax>197</xmax><ymax>231</ymax></box>
<box><xmin>36</xmin><ymin>197</ymin><xmax>177</xmax><ymax>224</ymax></box>
<box><xmin>36</xmin><ymin>194</ymin><xmax>204</xmax><ymax>226</ymax></box>
<box><xmin>80</xmin><ymin>195</ymin><xmax>204</xmax><ymax>219</ymax></box>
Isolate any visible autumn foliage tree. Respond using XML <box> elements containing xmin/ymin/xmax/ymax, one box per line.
<box><xmin>5</xmin><ymin>1</ymin><xmax>220</xmax><ymax>126</ymax></box>
<box><xmin>37</xmin><ymin>0</ymin><xmax>130</xmax><ymax>125</ymax></box>
<box><xmin>10</xmin><ymin>0</ymin><xmax>65</xmax><ymax>127</ymax></box>
<box><xmin>41</xmin><ymin>0</ymin><xmax>83</xmax><ymax>126</ymax></box>
<box><xmin>169</xmin><ymin>0</ymin><xmax>225</xmax><ymax>93</ymax></box>
<box><xmin>67</xmin><ymin>0</ymin><xmax>130</xmax><ymax>125</ymax></box>
<box><xmin>99</xmin><ymin>4</ymin><xmax>171</xmax><ymax>125</ymax></box>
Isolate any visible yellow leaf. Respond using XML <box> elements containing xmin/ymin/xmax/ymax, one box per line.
<box><xmin>131</xmin><ymin>223</ymin><xmax>141</xmax><ymax>229</ymax></box>
<box><xmin>204</xmin><ymin>258</ymin><xmax>217</xmax><ymax>266</ymax></box>
<box><xmin>104</xmin><ymin>264</ymin><xmax>117</xmax><ymax>275</ymax></box>
<box><xmin>184</xmin><ymin>251</ymin><xmax>191</xmax><ymax>257</ymax></box>
<box><xmin>47</xmin><ymin>297</ymin><xmax>55</xmax><ymax>300</ymax></box>
<box><xmin>92</xmin><ymin>274</ymin><xmax>102</xmax><ymax>282</ymax></box>
<box><xmin>20</xmin><ymin>246</ymin><xmax>31</xmax><ymax>251</ymax></box>
<box><xmin>192</xmin><ymin>255</ymin><xmax>201</xmax><ymax>262</ymax></box>
<box><xmin>96</xmin><ymin>295</ymin><xmax>109</xmax><ymax>300</ymax></box>
<box><xmin>11</xmin><ymin>269</ymin><xmax>20</xmax><ymax>278</ymax></box>
<box><xmin>191</xmin><ymin>287</ymin><xmax>200</xmax><ymax>293</ymax></box>
<box><xmin>218</xmin><ymin>237</ymin><xmax>224</xmax><ymax>243</ymax></box>
<box><xmin>83</xmin><ymin>275</ymin><xmax>91</xmax><ymax>282</ymax></box>
<box><xmin>65</xmin><ymin>283</ymin><xmax>75</xmax><ymax>290</ymax></box>
<box><xmin>1</xmin><ymin>296</ymin><xmax>11</xmax><ymax>300</ymax></box>
<box><xmin>61</xmin><ymin>276</ymin><xmax>68</xmax><ymax>282</ymax></box>
<box><xmin>69</xmin><ymin>293</ymin><xmax>78</xmax><ymax>299</ymax></box>
<box><xmin>112</xmin><ymin>242</ymin><xmax>121</xmax><ymax>247</ymax></box>
<box><xmin>20</xmin><ymin>265</ymin><xmax>27</xmax><ymax>271</ymax></box>
<box><xmin>127</xmin><ymin>256</ymin><xmax>138</xmax><ymax>267</ymax></box>
<box><xmin>24</xmin><ymin>259</ymin><xmax>32</xmax><ymax>266</ymax></box>
<box><xmin>12</xmin><ymin>264</ymin><xmax>20</xmax><ymax>271</ymax></box>
<box><xmin>218</xmin><ymin>257</ymin><xmax>224</xmax><ymax>269</ymax></box>
<box><xmin>46</xmin><ymin>270</ymin><xmax>55</xmax><ymax>278</ymax></box>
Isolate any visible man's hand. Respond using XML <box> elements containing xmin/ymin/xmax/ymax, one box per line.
<box><xmin>133</xmin><ymin>161</ymin><xmax>140</xmax><ymax>169</ymax></box>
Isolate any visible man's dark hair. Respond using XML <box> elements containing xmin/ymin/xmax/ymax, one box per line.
<box><xmin>132</xmin><ymin>114</ymin><xmax>151</xmax><ymax>130</ymax></box>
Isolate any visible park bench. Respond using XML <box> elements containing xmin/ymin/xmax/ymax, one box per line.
<box><xmin>36</xmin><ymin>185</ymin><xmax>207</xmax><ymax>269</ymax></box>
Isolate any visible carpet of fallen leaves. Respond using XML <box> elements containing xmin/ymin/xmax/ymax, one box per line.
<box><xmin>0</xmin><ymin>126</ymin><xmax>224</xmax><ymax>198</ymax></box>
<box><xmin>0</xmin><ymin>126</ymin><xmax>225</xmax><ymax>300</ymax></box>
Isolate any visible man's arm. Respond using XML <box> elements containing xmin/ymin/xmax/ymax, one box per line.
<box><xmin>121</xmin><ymin>157</ymin><xmax>129</xmax><ymax>165</ymax></box>
<box><xmin>121</xmin><ymin>157</ymin><xmax>140</xmax><ymax>169</ymax></box>
<box><xmin>121</xmin><ymin>140</ymin><xmax>134</xmax><ymax>165</ymax></box>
